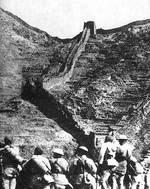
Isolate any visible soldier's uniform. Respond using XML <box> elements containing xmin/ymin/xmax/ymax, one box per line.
<box><xmin>140</xmin><ymin>152</ymin><xmax>150</xmax><ymax>189</ymax></box>
<box><xmin>2</xmin><ymin>137</ymin><xmax>24</xmax><ymax>189</ymax></box>
<box><xmin>130</xmin><ymin>160</ymin><xmax>144</xmax><ymax>189</ymax></box>
<box><xmin>0</xmin><ymin>142</ymin><xmax>5</xmax><ymax>189</ymax></box>
<box><xmin>18</xmin><ymin>147</ymin><xmax>53</xmax><ymax>189</ymax></box>
<box><xmin>69</xmin><ymin>146</ymin><xmax>97</xmax><ymax>189</ymax></box>
<box><xmin>114</xmin><ymin>135</ymin><xmax>133</xmax><ymax>189</ymax></box>
<box><xmin>98</xmin><ymin>135</ymin><xmax>118</xmax><ymax>189</ymax></box>
<box><xmin>50</xmin><ymin>148</ymin><xmax>71</xmax><ymax>189</ymax></box>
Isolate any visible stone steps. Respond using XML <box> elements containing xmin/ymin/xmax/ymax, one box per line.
<box><xmin>0</xmin><ymin>109</ymin><xmax>15</xmax><ymax>113</ymax></box>
<box><xmin>70</xmin><ymin>37</ymin><xmax>150</xmax><ymax>137</ymax></box>
<box><xmin>95</xmin><ymin>118</ymin><xmax>118</xmax><ymax>124</ymax></box>
<box><xmin>76</xmin><ymin>47</ymin><xmax>150</xmax><ymax>136</ymax></box>
<box><xmin>136</xmin><ymin>78</ymin><xmax>150</xmax><ymax>82</ymax></box>
<box><xmin>94</xmin><ymin>121</ymin><xmax>124</xmax><ymax>135</ymax></box>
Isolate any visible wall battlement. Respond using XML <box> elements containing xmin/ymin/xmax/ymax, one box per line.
<box><xmin>84</xmin><ymin>21</ymin><xmax>96</xmax><ymax>36</ymax></box>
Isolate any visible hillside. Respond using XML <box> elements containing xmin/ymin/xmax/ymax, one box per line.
<box><xmin>44</xmin><ymin>20</ymin><xmax>150</xmax><ymax>158</ymax></box>
<box><xmin>0</xmin><ymin>8</ymin><xmax>78</xmax><ymax>158</ymax></box>
<box><xmin>1</xmin><ymin>8</ymin><xmax>150</xmax><ymax>159</ymax></box>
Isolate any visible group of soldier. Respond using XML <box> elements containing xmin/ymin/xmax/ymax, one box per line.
<box><xmin>0</xmin><ymin>134</ymin><xmax>150</xmax><ymax>189</ymax></box>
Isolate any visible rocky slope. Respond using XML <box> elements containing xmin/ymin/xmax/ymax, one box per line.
<box><xmin>1</xmin><ymin>8</ymin><xmax>150</xmax><ymax>159</ymax></box>
<box><xmin>0</xmin><ymin>8</ymin><xmax>78</xmax><ymax>158</ymax></box>
<box><xmin>44</xmin><ymin>20</ymin><xmax>150</xmax><ymax>158</ymax></box>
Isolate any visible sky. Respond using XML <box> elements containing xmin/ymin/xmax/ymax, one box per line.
<box><xmin>1</xmin><ymin>0</ymin><xmax>150</xmax><ymax>38</ymax></box>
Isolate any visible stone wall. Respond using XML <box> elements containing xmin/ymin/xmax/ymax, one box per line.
<box><xmin>43</xmin><ymin>23</ymin><xmax>91</xmax><ymax>90</ymax></box>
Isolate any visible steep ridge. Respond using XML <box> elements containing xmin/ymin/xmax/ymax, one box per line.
<box><xmin>0</xmin><ymin>9</ymin><xmax>96</xmax><ymax>158</ymax></box>
<box><xmin>44</xmin><ymin>20</ymin><xmax>150</xmax><ymax>156</ymax></box>
<box><xmin>1</xmin><ymin>7</ymin><xmax>150</xmax><ymax>158</ymax></box>
<box><xmin>21</xmin><ymin>81</ymin><xmax>94</xmax><ymax>149</ymax></box>
<box><xmin>25</xmin><ymin>23</ymin><xmax>96</xmax><ymax>155</ymax></box>
<box><xmin>0</xmin><ymin>7</ymin><xmax>75</xmax><ymax>103</ymax></box>
<box><xmin>43</xmin><ymin>24</ymin><xmax>91</xmax><ymax>90</ymax></box>
<box><xmin>0</xmin><ymin>8</ymin><xmax>79</xmax><ymax>158</ymax></box>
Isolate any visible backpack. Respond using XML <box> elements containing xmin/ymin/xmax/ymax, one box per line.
<box><xmin>127</xmin><ymin>161</ymin><xmax>138</xmax><ymax>176</ymax></box>
<box><xmin>115</xmin><ymin>145</ymin><xmax>129</xmax><ymax>162</ymax></box>
<box><xmin>103</xmin><ymin>146</ymin><xmax>118</xmax><ymax>167</ymax></box>
<box><xmin>69</xmin><ymin>158</ymin><xmax>85</xmax><ymax>177</ymax></box>
<box><xmin>127</xmin><ymin>161</ymin><xmax>143</xmax><ymax>176</ymax></box>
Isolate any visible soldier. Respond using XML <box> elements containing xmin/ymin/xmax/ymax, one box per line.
<box><xmin>0</xmin><ymin>141</ymin><xmax>5</xmax><ymax>188</ymax></box>
<box><xmin>69</xmin><ymin>146</ymin><xmax>97</xmax><ymax>189</ymax></box>
<box><xmin>98</xmin><ymin>135</ymin><xmax>118</xmax><ymax>189</ymax></box>
<box><xmin>17</xmin><ymin>146</ymin><xmax>53</xmax><ymax>189</ymax></box>
<box><xmin>1</xmin><ymin>136</ymin><xmax>24</xmax><ymax>189</ymax></box>
<box><xmin>50</xmin><ymin>148</ymin><xmax>72</xmax><ymax>189</ymax></box>
<box><xmin>129</xmin><ymin>157</ymin><xmax>144</xmax><ymax>189</ymax></box>
<box><xmin>140</xmin><ymin>151</ymin><xmax>150</xmax><ymax>189</ymax></box>
<box><xmin>114</xmin><ymin>135</ymin><xmax>134</xmax><ymax>189</ymax></box>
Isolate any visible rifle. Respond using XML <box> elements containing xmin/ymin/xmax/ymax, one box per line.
<box><xmin>0</xmin><ymin>147</ymin><xmax>5</xmax><ymax>176</ymax></box>
<box><xmin>76</xmin><ymin>156</ymin><xmax>86</xmax><ymax>183</ymax></box>
<box><xmin>96</xmin><ymin>163</ymin><xmax>103</xmax><ymax>189</ymax></box>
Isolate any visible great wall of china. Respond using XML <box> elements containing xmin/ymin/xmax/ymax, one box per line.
<box><xmin>1</xmin><ymin>15</ymin><xmax>150</xmax><ymax>157</ymax></box>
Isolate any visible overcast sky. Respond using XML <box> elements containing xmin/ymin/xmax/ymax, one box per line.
<box><xmin>1</xmin><ymin>0</ymin><xmax>150</xmax><ymax>38</ymax></box>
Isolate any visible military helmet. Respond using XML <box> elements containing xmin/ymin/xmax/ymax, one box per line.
<box><xmin>52</xmin><ymin>148</ymin><xmax>64</xmax><ymax>156</ymax></box>
<box><xmin>117</xmin><ymin>134</ymin><xmax>127</xmax><ymax>140</ymax></box>
<box><xmin>130</xmin><ymin>156</ymin><xmax>137</xmax><ymax>163</ymax></box>
<box><xmin>78</xmin><ymin>146</ymin><xmax>88</xmax><ymax>152</ymax></box>
<box><xmin>34</xmin><ymin>146</ymin><xmax>43</xmax><ymax>155</ymax></box>
<box><xmin>139</xmin><ymin>157</ymin><xmax>144</xmax><ymax>162</ymax></box>
<box><xmin>143</xmin><ymin>154</ymin><xmax>149</xmax><ymax>158</ymax></box>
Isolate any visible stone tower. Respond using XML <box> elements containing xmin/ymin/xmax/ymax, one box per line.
<box><xmin>84</xmin><ymin>21</ymin><xmax>96</xmax><ymax>37</ymax></box>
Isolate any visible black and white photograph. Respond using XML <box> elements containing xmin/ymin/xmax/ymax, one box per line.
<box><xmin>1</xmin><ymin>0</ymin><xmax>150</xmax><ymax>188</ymax></box>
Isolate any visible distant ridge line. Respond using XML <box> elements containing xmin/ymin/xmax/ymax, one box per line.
<box><xmin>1</xmin><ymin>8</ymin><xmax>150</xmax><ymax>39</ymax></box>
<box><xmin>0</xmin><ymin>8</ymin><xmax>74</xmax><ymax>43</ymax></box>
<box><xmin>97</xmin><ymin>19</ymin><xmax>150</xmax><ymax>34</ymax></box>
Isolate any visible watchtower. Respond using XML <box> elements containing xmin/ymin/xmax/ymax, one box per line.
<box><xmin>84</xmin><ymin>21</ymin><xmax>96</xmax><ymax>37</ymax></box>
